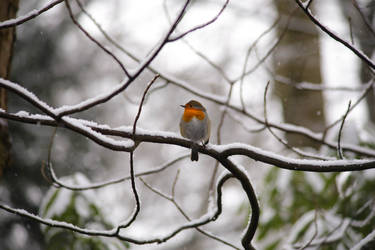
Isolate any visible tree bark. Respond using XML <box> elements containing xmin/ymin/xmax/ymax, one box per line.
<box><xmin>0</xmin><ymin>0</ymin><xmax>19</xmax><ymax>177</ymax></box>
<box><xmin>272</xmin><ymin>0</ymin><xmax>326</xmax><ymax>149</ymax></box>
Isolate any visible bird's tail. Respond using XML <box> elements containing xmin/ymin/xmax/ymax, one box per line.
<box><xmin>191</xmin><ymin>144</ymin><xmax>198</xmax><ymax>161</ymax></box>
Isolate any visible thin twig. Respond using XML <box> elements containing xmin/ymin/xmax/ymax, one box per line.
<box><xmin>337</xmin><ymin>101</ymin><xmax>352</xmax><ymax>160</ymax></box>
<box><xmin>295</xmin><ymin>0</ymin><xmax>375</xmax><ymax>70</ymax></box>
<box><xmin>298</xmin><ymin>209</ymin><xmax>319</xmax><ymax>250</ymax></box>
<box><xmin>236</xmin><ymin>7</ymin><xmax>297</xmax><ymax>84</ymax></box>
<box><xmin>118</xmin><ymin>74</ymin><xmax>159</xmax><ymax>230</ymax></box>
<box><xmin>263</xmin><ymin>81</ymin><xmax>331</xmax><ymax>160</ymax></box>
<box><xmin>162</xmin><ymin>0</ymin><xmax>233</xmax><ymax>84</ymax></box>
<box><xmin>41</xmin><ymin>127</ymin><xmax>60</xmax><ymax>186</ymax></box>
<box><xmin>64</xmin><ymin>0</ymin><xmax>131</xmax><ymax>78</ymax></box>
<box><xmin>352</xmin><ymin>0</ymin><xmax>375</xmax><ymax>38</ymax></box>
<box><xmin>140</xmin><ymin>173</ymin><xmax>241</xmax><ymax>249</ymax></box>
<box><xmin>239</xmin><ymin>16</ymin><xmax>281</xmax><ymax>111</ymax></box>
<box><xmin>323</xmin><ymin>79</ymin><xmax>374</xmax><ymax>136</ymax></box>
<box><xmin>57</xmin><ymin>0</ymin><xmax>191</xmax><ymax>118</ymax></box>
<box><xmin>171</xmin><ymin>168</ymin><xmax>180</xmax><ymax>199</ymax></box>
<box><xmin>306</xmin><ymin>0</ymin><xmax>315</xmax><ymax>10</ymax></box>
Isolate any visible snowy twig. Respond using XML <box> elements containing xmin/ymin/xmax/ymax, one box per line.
<box><xmin>274</xmin><ymin>74</ymin><xmax>369</xmax><ymax>92</ymax></box>
<box><xmin>140</xmin><ymin>172</ymin><xmax>241</xmax><ymax>249</ymax></box>
<box><xmin>0</xmin><ymin>0</ymin><xmax>64</xmax><ymax>29</ymax></box>
<box><xmin>295</xmin><ymin>0</ymin><xmax>375</xmax><ymax>70</ymax></box>
<box><xmin>337</xmin><ymin>101</ymin><xmax>352</xmax><ymax>160</ymax></box>
<box><xmin>298</xmin><ymin>210</ymin><xmax>319</xmax><ymax>250</ymax></box>
<box><xmin>1</xmin><ymin>108</ymin><xmax>375</xmax><ymax>171</ymax></box>
<box><xmin>0</xmin><ymin>190</ymin><xmax>237</xmax><ymax>246</ymax></box>
<box><xmin>351</xmin><ymin>229</ymin><xmax>375</xmax><ymax>250</ymax></box>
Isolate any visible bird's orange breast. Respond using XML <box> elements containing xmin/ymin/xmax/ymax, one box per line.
<box><xmin>182</xmin><ymin>107</ymin><xmax>205</xmax><ymax>122</ymax></box>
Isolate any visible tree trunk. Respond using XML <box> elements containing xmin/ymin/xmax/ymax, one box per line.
<box><xmin>272</xmin><ymin>0</ymin><xmax>326</xmax><ymax>149</ymax></box>
<box><xmin>0</xmin><ymin>0</ymin><xmax>19</xmax><ymax>177</ymax></box>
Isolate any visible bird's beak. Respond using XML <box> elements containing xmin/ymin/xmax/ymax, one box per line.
<box><xmin>180</xmin><ymin>105</ymin><xmax>185</xmax><ymax>108</ymax></box>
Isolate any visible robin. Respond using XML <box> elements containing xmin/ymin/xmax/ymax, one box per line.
<box><xmin>180</xmin><ymin>100</ymin><xmax>211</xmax><ymax>161</ymax></box>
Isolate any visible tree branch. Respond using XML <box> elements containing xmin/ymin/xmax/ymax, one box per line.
<box><xmin>0</xmin><ymin>0</ymin><xmax>64</xmax><ymax>29</ymax></box>
<box><xmin>295</xmin><ymin>0</ymin><xmax>375</xmax><ymax>70</ymax></box>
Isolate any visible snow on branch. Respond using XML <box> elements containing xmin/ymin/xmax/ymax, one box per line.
<box><xmin>1</xmin><ymin>107</ymin><xmax>374</xmax><ymax>172</ymax></box>
<box><xmin>0</xmin><ymin>171</ymin><xmax>252</xmax><ymax>248</ymax></box>
<box><xmin>0</xmin><ymin>0</ymin><xmax>64</xmax><ymax>29</ymax></box>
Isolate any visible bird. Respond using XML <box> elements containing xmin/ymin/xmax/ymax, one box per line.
<box><xmin>179</xmin><ymin>100</ymin><xmax>211</xmax><ymax>161</ymax></box>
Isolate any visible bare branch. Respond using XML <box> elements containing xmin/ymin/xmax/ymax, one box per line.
<box><xmin>352</xmin><ymin>0</ymin><xmax>375</xmax><ymax>38</ymax></box>
<box><xmin>55</xmin><ymin>0</ymin><xmax>191</xmax><ymax>118</ymax></box>
<box><xmin>295</xmin><ymin>0</ymin><xmax>375</xmax><ymax>70</ymax></box>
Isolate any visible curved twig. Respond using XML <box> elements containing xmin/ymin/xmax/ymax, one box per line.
<box><xmin>337</xmin><ymin>101</ymin><xmax>352</xmax><ymax>160</ymax></box>
<box><xmin>0</xmin><ymin>171</ymin><xmax>246</xmax><ymax>247</ymax></box>
<box><xmin>140</xmin><ymin>172</ymin><xmax>241</xmax><ymax>249</ymax></box>
<box><xmin>117</xmin><ymin>74</ymin><xmax>159</xmax><ymax>231</ymax></box>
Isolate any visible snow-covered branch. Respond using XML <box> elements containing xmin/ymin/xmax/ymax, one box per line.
<box><xmin>0</xmin><ymin>0</ymin><xmax>64</xmax><ymax>29</ymax></box>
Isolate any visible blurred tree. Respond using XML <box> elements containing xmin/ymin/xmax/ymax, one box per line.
<box><xmin>272</xmin><ymin>0</ymin><xmax>326</xmax><ymax>148</ymax></box>
<box><xmin>0</xmin><ymin>0</ymin><xmax>18</xmax><ymax>177</ymax></box>
<box><xmin>1</xmin><ymin>1</ymin><xmax>99</xmax><ymax>249</ymax></box>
